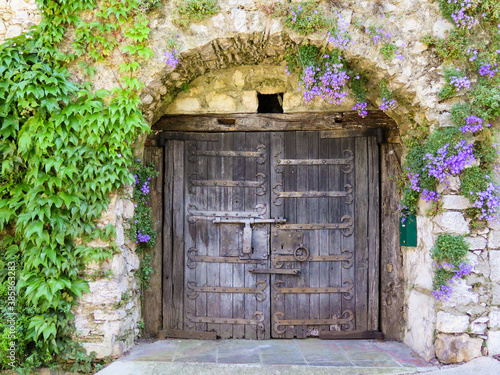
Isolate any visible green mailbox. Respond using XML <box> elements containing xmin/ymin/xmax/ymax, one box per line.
<box><xmin>400</xmin><ymin>215</ymin><xmax>417</xmax><ymax>247</ymax></box>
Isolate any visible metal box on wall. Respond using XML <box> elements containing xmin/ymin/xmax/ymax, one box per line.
<box><xmin>400</xmin><ymin>215</ymin><xmax>417</xmax><ymax>247</ymax></box>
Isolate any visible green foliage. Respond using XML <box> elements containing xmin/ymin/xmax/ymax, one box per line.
<box><xmin>283</xmin><ymin>1</ymin><xmax>326</xmax><ymax>35</ymax></box>
<box><xmin>420</xmin><ymin>30</ymin><xmax>470</xmax><ymax>62</ymax></box>
<box><xmin>349</xmin><ymin>72</ymin><xmax>368</xmax><ymax>103</ymax></box>
<box><xmin>380</xmin><ymin>42</ymin><xmax>397</xmax><ymax>60</ymax></box>
<box><xmin>136</xmin><ymin>254</ymin><xmax>154</xmax><ymax>289</ymax></box>
<box><xmin>431</xmin><ymin>234</ymin><xmax>469</xmax><ymax>266</ymax></box>
<box><xmin>433</xmin><ymin>267</ymin><xmax>455</xmax><ymax>290</ymax></box>
<box><xmin>379</xmin><ymin>79</ymin><xmax>393</xmax><ymax>100</ymax></box>
<box><xmin>128</xmin><ymin>160</ymin><xmax>158</xmax><ymax>250</ymax></box>
<box><xmin>438</xmin><ymin>67</ymin><xmax>465</xmax><ymax>100</ymax></box>
<box><xmin>174</xmin><ymin>0</ymin><xmax>219</xmax><ymax>29</ymax></box>
<box><xmin>470</xmin><ymin>84</ymin><xmax>500</xmax><ymax>121</ymax></box>
<box><xmin>0</xmin><ymin>0</ymin><xmax>153</xmax><ymax>370</ymax></box>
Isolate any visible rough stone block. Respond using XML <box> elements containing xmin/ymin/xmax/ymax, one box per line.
<box><xmin>233</xmin><ymin>70</ymin><xmax>245</xmax><ymax>87</ymax></box>
<box><xmin>82</xmin><ymin>342</ymin><xmax>113</xmax><ymax>359</ymax></box>
<box><xmin>81</xmin><ymin>279</ymin><xmax>124</xmax><ymax>304</ymax></box>
<box><xmin>441</xmin><ymin>195</ymin><xmax>471</xmax><ymax>210</ymax></box>
<box><xmin>489</xmin><ymin>230</ymin><xmax>500</xmax><ymax>249</ymax></box>
<box><xmin>436</xmin><ymin>312</ymin><xmax>469</xmax><ymax>333</ymax></box>
<box><xmin>465</xmin><ymin>236</ymin><xmax>487</xmax><ymax>250</ymax></box>
<box><xmin>489</xmin><ymin>310</ymin><xmax>500</xmax><ymax>329</ymax></box>
<box><xmin>435</xmin><ymin>334</ymin><xmax>483</xmax><ymax>364</ymax></box>
<box><xmin>441</xmin><ymin>278</ymin><xmax>479</xmax><ymax>312</ymax></box>
<box><xmin>174</xmin><ymin>98</ymin><xmax>200</xmax><ymax>113</ymax></box>
<box><xmin>94</xmin><ymin>309</ymin><xmax>127</xmax><ymax>321</ymax></box>
<box><xmin>437</xmin><ymin>176</ymin><xmax>461</xmax><ymax>193</ymax></box>
<box><xmin>490</xmin><ymin>252</ymin><xmax>500</xmax><ymax>283</ymax></box>
<box><xmin>242</xmin><ymin>90</ymin><xmax>257</xmax><ymax>111</ymax></box>
<box><xmin>470</xmin><ymin>317</ymin><xmax>489</xmax><ymax>335</ymax></box>
<box><xmin>231</xmin><ymin>8</ymin><xmax>247</xmax><ymax>32</ymax></box>
<box><xmin>433</xmin><ymin>212</ymin><xmax>469</xmax><ymax>235</ymax></box>
<box><xmin>208</xmin><ymin>94</ymin><xmax>236</xmax><ymax>112</ymax></box>
<box><xmin>404</xmin><ymin>291</ymin><xmax>436</xmax><ymax>362</ymax></box>
<box><xmin>487</xmin><ymin>331</ymin><xmax>500</xmax><ymax>355</ymax></box>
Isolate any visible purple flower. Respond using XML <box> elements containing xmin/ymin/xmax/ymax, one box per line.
<box><xmin>165</xmin><ymin>48</ymin><xmax>179</xmax><ymax>68</ymax></box>
<box><xmin>137</xmin><ymin>230</ymin><xmax>151</xmax><ymax>243</ymax></box>
<box><xmin>479</xmin><ymin>62</ymin><xmax>499</xmax><ymax>78</ymax></box>
<box><xmin>422</xmin><ymin>140</ymin><xmax>475</xmax><ymax>183</ymax></box>
<box><xmin>140</xmin><ymin>181</ymin><xmax>150</xmax><ymax>195</ymax></box>
<box><xmin>379</xmin><ymin>98</ymin><xmax>396</xmax><ymax>111</ymax></box>
<box><xmin>352</xmin><ymin>102</ymin><xmax>368</xmax><ymax>117</ymax></box>
<box><xmin>449</xmin><ymin>74</ymin><xmax>471</xmax><ymax>91</ymax></box>
<box><xmin>461</xmin><ymin>116</ymin><xmax>491</xmax><ymax>133</ymax></box>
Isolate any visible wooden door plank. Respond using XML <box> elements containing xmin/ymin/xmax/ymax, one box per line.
<box><xmin>232</xmin><ymin>132</ymin><xmax>246</xmax><ymax>339</ymax></box>
<box><xmin>354</xmin><ymin>137</ymin><xmax>369</xmax><ymax>331</ymax></box>
<box><xmin>380</xmin><ymin>143</ymin><xmax>404</xmax><ymax>339</ymax></box>
<box><xmin>340</xmin><ymin>137</ymin><xmax>356</xmax><ymax>332</ymax></box>
<box><xmin>270</xmin><ymin>132</ymin><xmax>285</xmax><ymax>338</ymax></box>
<box><xmin>243</xmin><ymin>132</ymin><xmax>257</xmax><ymax>339</ymax></box>
<box><xmin>194</xmin><ymin>140</ymin><xmax>209</xmax><ymax>333</ymax></box>
<box><xmin>367</xmin><ymin>137</ymin><xmax>380</xmax><ymax>331</ymax></box>
<box><xmin>218</xmin><ymin>133</ymin><xmax>233</xmax><ymax>339</ymax></box>
<box><xmin>295</xmin><ymin>131</ymin><xmax>309</xmax><ymax>338</ymax></box>
<box><xmin>172</xmin><ymin>141</ymin><xmax>185</xmax><ymax>330</ymax></box>
<box><xmin>207</xmin><ymin>137</ymin><xmax>223</xmax><ymax>337</ymax></box>
<box><xmin>256</xmin><ymin>131</ymin><xmax>271</xmax><ymax>339</ymax></box>
<box><xmin>318</xmin><ymin>135</ymin><xmax>331</xmax><ymax>332</ymax></box>
<box><xmin>161</xmin><ymin>142</ymin><xmax>173</xmax><ymax>332</ymax></box>
<box><xmin>308</xmin><ymin>132</ymin><xmax>320</xmax><ymax>327</ymax></box>
<box><xmin>143</xmin><ymin>147</ymin><xmax>163</xmax><ymax>337</ymax></box>
<box><xmin>283</xmin><ymin>131</ymin><xmax>297</xmax><ymax>339</ymax></box>
<box><xmin>328</xmin><ymin>138</ymin><xmax>342</xmax><ymax>331</ymax></box>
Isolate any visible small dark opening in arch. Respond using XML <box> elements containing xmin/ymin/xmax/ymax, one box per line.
<box><xmin>257</xmin><ymin>93</ymin><xmax>283</xmax><ymax>113</ymax></box>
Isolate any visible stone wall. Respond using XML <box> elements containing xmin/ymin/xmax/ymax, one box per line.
<box><xmin>5</xmin><ymin>0</ymin><xmax>500</xmax><ymax>365</ymax></box>
<box><xmin>73</xmin><ymin>192</ymin><xmax>142</xmax><ymax>359</ymax></box>
<box><xmin>0</xmin><ymin>0</ymin><xmax>40</xmax><ymax>43</ymax></box>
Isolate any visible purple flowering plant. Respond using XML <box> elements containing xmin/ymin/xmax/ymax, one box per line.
<box><xmin>128</xmin><ymin>158</ymin><xmax>159</xmax><ymax>249</ymax></box>
<box><xmin>283</xmin><ymin>2</ymin><xmax>326</xmax><ymax>35</ymax></box>
<box><xmin>430</xmin><ymin>234</ymin><xmax>472</xmax><ymax>301</ymax></box>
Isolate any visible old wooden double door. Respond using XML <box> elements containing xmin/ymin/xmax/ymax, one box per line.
<box><xmin>165</xmin><ymin>131</ymin><xmax>379</xmax><ymax>339</ymax></box>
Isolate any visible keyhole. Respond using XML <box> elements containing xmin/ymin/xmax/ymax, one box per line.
<box><xmin>281</xmin><ymin>243</ymin><xmax>284</xmax><ymax>249</ymax></box>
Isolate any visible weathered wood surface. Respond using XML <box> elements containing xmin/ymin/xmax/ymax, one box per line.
<box><xmin>161</xmin><ymin>129</ymin><xmax>381</xmax><ymax>338</ymax></box>
<box><xmin>143</xmin><ymin>147</ymin><xmax>163</xmax><ymax>337</ymax></box>
<box><xmin>162</xmin><ymin>141</ymin><xmax>174</xmax><ymax>331</ymax></box>
<box><xmin>380</xmin><ymin>143</ymin><xmax>404</xmax><ymax>340</ymax></box>
<box><xmin>153</xmin><ymin>112</ymin><xmax>398</xmax><ymax>132</ymax></box>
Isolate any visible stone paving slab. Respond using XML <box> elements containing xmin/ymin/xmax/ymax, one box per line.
<box><xmin>96</xmin><ymin>339</ymin><xmax>436</xmax><ymax>374</ymax></box>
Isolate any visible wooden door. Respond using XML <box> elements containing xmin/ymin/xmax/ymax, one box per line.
<box><xmin>166</xmin><ymin>131</ymin><xmax>379</xmax><ymax>339</ymax></box>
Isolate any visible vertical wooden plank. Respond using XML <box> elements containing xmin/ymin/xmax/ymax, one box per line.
<box><xmin>194</xmin><ymin>140</ymin><xmax>209</xmax><ymax>333</ymax></box>
<box><xmin>232</xmin><ymin>132</ymin><xmax>246</xmax><ymax>339</ymax></box>
<box><xmin>184</xmin><ymin>140</ymin><xmax>197</xmax><ymax>331</ymax></box>
<box><xmin>318</xmin><ymin>135</ymin><xmax>330</xmax><ymax>331</ymax></box>
<box><xmin>341</xmin><ymin>137</ymin><xmax>356</xmax><ymax>330</ymax></box>
<box><xmin>207</xmin><ymin>137</ymin><xmax>222</xmax><ymax>337</ymax></box>
<box><xmin>381</xmin><ymin>143</ymin><xmax>404</xmax><ymax>339</ymax></box>
<box><xmin>255</xmin><ymin>131</ymin><xmax>271</xmax><ymax>340</ymax></box>
<box><xmin>367</xmin><ymin>137</ymin><xmax>380</xmax><ymax>331</ymax></box>
<box><xmin>218</xmin><ymin>133</ymin><xmax>232</xmax><ymax>339</ymax></box>
<box><xmin>244</xmin><ymin>132</ymin><xmax>257</xmax><ymax>340</ymax></box>
<box><xmin>354</xmin><ymin>137</ymin><xmax>369</xmax><ymax>331</ymax></box>
<box><xmin>308</xmin><ymin>132</ymin><xmax>320</xmax><ymax>327</ymax></box>
<box><xmin>270</xmin><ymin>131</ymin><xmax>285</xmax><ymax>338</ymax></box>
<box><xmin>161</xmin><ymin>142</ymin><xmax>173</xmax><ymax>332</ymax></box>
<box><xmin>296</xmin><ymin>131</ymin><xmax>309</xmax><ymax>338</ymax></box>
<box><xmin>143</xmin><ymin>147</ymin><xmax>163</xmax><ymax>337</ymax></box>
<box><xmin>328</xmin><ymin>138</ymin><xmax>342</xmax><ymax>329</ymax></box>
<box><xmin>284</xmin><ymin>131</ymin><xmax>297</xmax><ymax>339</ymax></box>
<box><xmin>172</xmin><ymin>141</ymin><xmax>185</xmax><ymax>330</ymax></box>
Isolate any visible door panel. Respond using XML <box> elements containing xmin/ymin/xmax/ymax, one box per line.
<box><xmin>183</xmin><ymin>133</ymin><xmax>271</xmax><ymax>339</ymax></box>
<box><xmin>176</xmin><ymin>131</ymin><xmax>378</xmax><ymax>339</ymax></box>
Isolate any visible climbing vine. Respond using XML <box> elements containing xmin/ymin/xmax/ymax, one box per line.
<box><xmin>0</xmin><ymin>0</ymin><xmax>155</xmax><ymax>371</ymax></box>
<box><xmin>402</xmin><ymin>0</ymin><xmax>500</xmax><ymax>226</ymax></box>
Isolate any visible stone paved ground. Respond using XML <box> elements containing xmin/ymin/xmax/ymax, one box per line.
<box><xmin>96</xmin><ymin>339</ymin><xmax>437</xmax><ymax>375</ymax></box>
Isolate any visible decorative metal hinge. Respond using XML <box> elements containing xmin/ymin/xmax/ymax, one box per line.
<box><xmin>273</xmin><ymin>215</ymin><xmax>354</xmax><ymax>237</ymax></box>
<box><xmin>274</xmin><ymin>149</ymin><xmax>354</xmax><ymax>173</ymax></box>
<box><xmin>189</xmin><ymin>172</ymin><xmax>267</xmax><ymax>195</ymax></box>
<box><xmin>187</xmin><ymin>280</ymin><xmax>267</xmax><ymax>301</ymax></box>
<box><xmin>188</xmin><ymin>144</ymin><xmax>266</xmax><ymax>164</ymax></box>
<box><xmin>272</xmin><ymin>183</ymin><xmax>353</xmax><ymax>206</ymax></box>
<box><xmin>272</xmin><ymin>279</ymin><xmax>353</xmax><ymax>301</ymax></box>
<box><xmin>273</xmin><ymin>309</ymin><xmax>354</xmax><ymax>334</ymax></box>
<box><xmin>186</xmin><ymin>311</ymin><xmax>265</xmax><ymax>330</ymax></box>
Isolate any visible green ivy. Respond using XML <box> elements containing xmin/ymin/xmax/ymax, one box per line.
<box><xmin>0</xmin><ymin>0</ymin><xmax>153</xmax><ymax>371</ymax></box>
<box><xmin>173</xmin><ymin>0</ymin><xmax>219</xmax><ymax>29</ymax></box>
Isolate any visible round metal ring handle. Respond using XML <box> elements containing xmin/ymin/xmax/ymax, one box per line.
<box><xmin>293</xmin><ymin>246</ymin><xmax>310</xmax><ymax>262</ymax></box>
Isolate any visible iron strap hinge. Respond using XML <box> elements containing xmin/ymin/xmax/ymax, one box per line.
<box><xmin>213</xmin><ymin>216</ymin><xmax>286</xmax><ymax>254</ymax></box>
